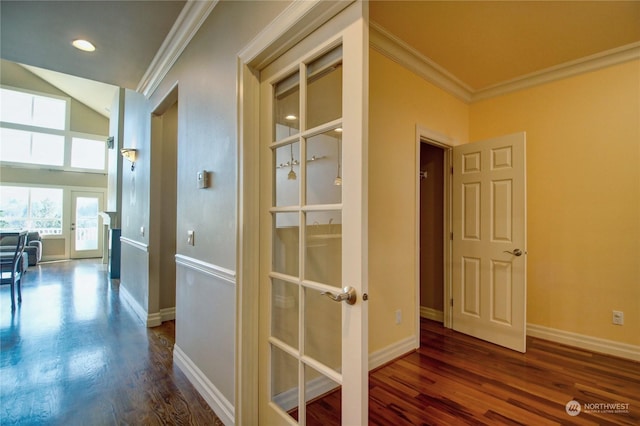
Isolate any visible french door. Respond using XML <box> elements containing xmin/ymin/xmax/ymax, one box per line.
<box><xmin>258</xmin><ymin>5</ymin><xmax>368</xmax><ymax>425</ymax></box>
<box><xmin>70</xmin><ymin>191</ymin><xmax>103</xmax><ymax>259</ymax></box>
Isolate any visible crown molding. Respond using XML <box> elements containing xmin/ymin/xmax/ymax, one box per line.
<box><xmin>370</xmin><ymin>22</ymin><xmax>640</xmax><ymax>104</ymax></box>
<box><xmin>239</xmin><ymin>0</ymin><xmax>352</xmax><ymax>69</ymax></box>
<box><xmin>370</xmin><ymin>22</ymin><xmax>473</xmax><ymax>103</ymax></box>
<box><xmin>137</xmin><ymin>0</ymin><xmax>218</xmax><ymax>98</ymax></box>
<box><xmin>473</xmin><ymin>41</ymin><xmax>640</xmax><ymax>102</ymax></box>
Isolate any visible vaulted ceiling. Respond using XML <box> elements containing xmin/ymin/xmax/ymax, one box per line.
<box><xmin>0</xmin><ymin>0</ymin><xmax>186</xmax><ymax>89</ymax></box>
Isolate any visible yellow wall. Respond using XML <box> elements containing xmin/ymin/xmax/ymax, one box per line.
<box><xmin>470</xmin><ymin>60</ymin><xmax>640</xmax><ymax>345</ymax></box>
<box><xmin>368</xmin><ymin>49</ymin><xmax>469</xmax><ymax>352</ymax></box>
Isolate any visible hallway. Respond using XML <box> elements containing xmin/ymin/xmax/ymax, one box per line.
<box><xmin>0</xmin><ymin>259</ymin><xmax>221</xmax><ymax>425</ymax></box>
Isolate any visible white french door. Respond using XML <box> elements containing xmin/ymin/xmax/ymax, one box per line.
<box><xmin>70</xmin><ymin>191</ymin><xmax>103</xmax><ymax>259</ymax></box>
<box><xmin>258</xmin><ymin>6</ymin><xmax>368</xmax><ymax>425</ymax></box>
<box><xmin>452</xmin><ymin>132</ymin><xmax>527</xmax><ymax>352</ymax></box>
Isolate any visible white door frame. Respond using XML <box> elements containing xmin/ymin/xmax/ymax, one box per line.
<box><xmin>237</xmin><ymin>2</ymin><xmax>354</xmax><ymax>424</ymax></box>
<box><xmin>414</xmin><ymin>126</ymin><xmax>456</xmax><ymax>346</ymax></box>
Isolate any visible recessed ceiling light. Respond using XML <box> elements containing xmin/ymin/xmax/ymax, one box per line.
<box><xmin>285</xmin><ymin>114</ymin><xmax>297</xmax><ymax>121</ymax></box>
<box><xmin>72</xmin><ymin>39</ymin><xmax>96</xmax><ymax>52</ymax></box>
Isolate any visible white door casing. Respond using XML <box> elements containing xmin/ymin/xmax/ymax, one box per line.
<box><xmin>257</xmin><ymin>3</ymin><xmax>368</xmax><ymax>425</ymax></box>
<box><xmin>452</xmin><ymin>132</ymin><xmax>527</xmax><ymax>352</ymax></box>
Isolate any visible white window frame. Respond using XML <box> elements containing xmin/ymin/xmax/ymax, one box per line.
<box><xmin>0</xmin><ymin>85</ymin><xmax>107</xmax><ymax>173</ymax></box>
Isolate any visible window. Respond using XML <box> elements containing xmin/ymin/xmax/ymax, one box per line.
<box><xmin>0</xmin><ymin>86</ymin><xmax>106</xmax><ymax>172</ymax></box>
<box><xmin>0</xmin><ymin>88</ymin><xmax>66</xmax><ymax>130</ymax></box>
<box><xmin>71</xmin><ymin>137</ymin><xmax>106</xmax><ymax>170</ymax></box>
<box><xmin>0</xmin><ymin>186</ymin><xmax>63</xmax><ymax>234</ymax></box>
<box><xmin>0</xmin><ymin>128</ymin><xmax>65</xmax><ymax>166</ymax></box>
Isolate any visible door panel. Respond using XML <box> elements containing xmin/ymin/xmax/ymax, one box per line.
<box><xmin>453</xmin><ymin>132</ymin><xmax>526</xmax><ymax>352</ymax></box>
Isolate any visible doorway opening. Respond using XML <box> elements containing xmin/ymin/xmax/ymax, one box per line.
<box><xmin>419</xmin><ymin>142</ymin><xmax>445</xmax><ymax>323</ymax></box>
<box><xmin>150</xmin><ymin>87</ymin><xmax>178</xmax><ymax>325</ymax></box>
<box><xmin>415</xmin><ymin>131</ymin><xmax>453</xmax><ymax>346</ymax></box>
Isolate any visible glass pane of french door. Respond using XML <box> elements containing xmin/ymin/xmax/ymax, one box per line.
<box><xmin>70</xmin><ymin>191</ymin><xmax>103</xmax><ymax>259</ymax></box>
<box><xmin>268</xmin><ymin>45</ymin><xmax>344</xmax><ymax>425</ymax></box>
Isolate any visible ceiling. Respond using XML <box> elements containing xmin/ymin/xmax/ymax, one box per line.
<box><xmin>370</xmin><ymin>1</ymin><xmax>640</xmax><ymax>91</ymax></box>
<box><xmin>0</xmin><ymin>0</ymin><xmax>186</xmax><ymax>117</ymax></box>
<box><xmin>1</xmin><ymin>1</ymin><xmax>639</xmax><ymax>118</ymax></box>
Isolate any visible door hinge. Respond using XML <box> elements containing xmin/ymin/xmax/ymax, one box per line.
<box><xmin>450</xmin><ymin>166</ymin><xmax>454</xmax><ymax>174</ymax></box>
<box><xmin>450</xmin><ymin>298</ymin><xmax>454</xmax><ymax>307</ymax></box>
<box><xmin>450</xmin><ymin>232</ymin><xmax>453</xmax><ymax>240</ymax></box>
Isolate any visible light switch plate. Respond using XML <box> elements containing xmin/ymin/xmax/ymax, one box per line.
<box><xmin>187</xmin><ymin>230</ymin><xmax>195</xmax><ymax>246</ymax></box>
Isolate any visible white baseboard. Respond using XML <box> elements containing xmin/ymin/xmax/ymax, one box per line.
<box><xmin>174</xmin><ymin>344</ymin><xmax>234</xmax><ymax>426</ymax></box>
<box><xmin>420</xmin><ymin>306</ymin><xmax>444</xmax><ymax>323</ymax></box>
<box><xmin>119</xmin><ymin>284</ymin><xmax>148</xmax><ymax>326</ymax></box>
<box><xmin>369</xmin><ymin>335</ymin><xmax>417</xmax><ymax>371</ymax></box>
<box><xmin>273</xmin><ymin>373</ymin><xmax>340</xmax><ymax>413</ymax></box>
<box><xmin>527</xmin><ymin>323</ymin><xmax>640</xmax><ymax>362</ymax></box>
<box><xmin>160</xmin><ymin>307</ymin><xmax>176</xmax><ymax>322</ymax></box>
<box><xmin>119</xmin><ymin>283</ymin><xmax>166</xmax><ymax>327</ymax></box>
<box><xmin>273</xmin><ymin>336</ymin><xmax>417</xmax><ymax>412</ymax></box>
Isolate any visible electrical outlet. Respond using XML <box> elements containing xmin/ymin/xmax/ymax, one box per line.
<box><xmin>395</xmin><ymin>309</ymin><xmax>402</xmax><ymax>325</ymax></box>
<box><xmin>187</xmin><ymin>230</ymin><xmax>195</xmax><ymax>246</ymax></box>
<box><xmin>612</xmin><ymin>310</ymin><xmax>624</xmax><ymax>325</ymax></box>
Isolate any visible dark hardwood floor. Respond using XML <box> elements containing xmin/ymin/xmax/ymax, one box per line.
<box><xmin>368</xmin><ymin>320</ymin><xmax>640</xmax><ymax>425</ymax></box>
<box><xmin>3</xmin><ymin>259</ymin><xmax>639</xmax><ymax>425</ymax></box>
<box><xmin>0</xmin><ymin>259</ymin><xmax>222</xmax><ymax>425</ymax></box>
<box><xmin>302</xmin><ymin>321</ymin><xmax>639</xmax><ymax>425</ymax></box>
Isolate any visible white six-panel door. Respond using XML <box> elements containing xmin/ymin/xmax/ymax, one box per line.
<box><xmin>452</xmin><ymin>133</ymin><xmax>527</xmax><ymax>352</ymax></box>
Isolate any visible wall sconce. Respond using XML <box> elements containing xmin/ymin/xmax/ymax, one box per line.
<box><xmin>120</xmin><ymin>148</ymin><xmax>138</xmax><ymax>171</ymax></box>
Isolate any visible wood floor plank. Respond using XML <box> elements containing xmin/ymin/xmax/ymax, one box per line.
<box><xmin>305</xmin><ymin>318</ymin><xmax>639</xmax><ymax>425</ymax></box>
<box><xmin>0</xmin><ymin>259</ymin><xmax>222</xmax><ymax>425</ymax></box>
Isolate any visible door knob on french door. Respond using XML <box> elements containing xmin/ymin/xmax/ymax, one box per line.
<box><xmin>321</xmin><ymin>286</ymin><xmax>357</xmax><ymax>305</ymax></box>
<box><xmin>504</xmin><ymin>248</ymin><xmax>523</xmax><ymax>257</ymax></box>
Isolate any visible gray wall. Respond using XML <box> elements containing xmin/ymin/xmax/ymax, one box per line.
<box><xmin>118</xmin><ymin>0</ymin><xmax>290</xmax><ymax>412</ymax></box>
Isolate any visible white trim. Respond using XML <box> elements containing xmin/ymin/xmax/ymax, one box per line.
<box><xmin>120</xmin><ymin>237</ymin><xmax>148</xmax><ymax>252</ymax></box>
<box><xmin>474</xmin><ymin>41</ymin><xmax>640</xmax><ymax>101</ymax></box>
<box><xmin>370</xmin><ymin>22</ymin><xmax>472</xmax><ymax>103</ymax></box>
<box><xmin>174</xmin><ymin>344</ymin><xmax>235</xmax><ymax>426</ymax></box>
<box><xmin>420</xmin><ymin>306</ymin><xmax>444</xmax><ymax>323</ymax></box>
<box><xmin>370</xmin><ymin>22</ymin><xmax>640</xmax><ymax>103</ymax></box>
<box><xmin>415</xmin><ymin>126</ymin><xmax>454</xmax><ymax>350</ymax></box>
<box><xmin>238</xmin><ymin>1</ymin><xmax>352</xmax><ymax>67</ymax></box>
<box><xmin>527</xmin><ymin>323</ymin><xmax>640</xmax><ymax>362</ymax></box>
<box><xmin>236</xmin><ymin>2</ymin><xmax>354</xmax><ymax>424</ymax></box>
<box><xmin>272</xmin><ymin>374</ymin><xmax>340</xmax><ymax>413</ymax></box>
<box><xmin>119</xmin><ymin>283</ymin><xmax>161</xmax><ymax>327</ymax></box>
<box><xmin>174</xmin><ymin>254</ymin><xmax>236</xmax><ymax>286</ymax></box>
<box><xmin>160</xmin><ymin>307</ymin><xmax>176</xmax><ymax>322</ymax></box>
<box><xmin>273</xmin><ymin>336</ymin><xmax>416</xmax><ymax>413</ymax></box>
<box><xmin>137</xmin><ymin>0</ymin><xmax>218</xmax><ymax>97</ymax></box>
<box><xmin>368</xmin><ymin>336</ymin><xmax>417</xmax><ymax>371</ymax></box>
<box><xmin>146</xmin><ymin>312</ymin><xmax>162</xmax><ymax>328</ymax></box>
